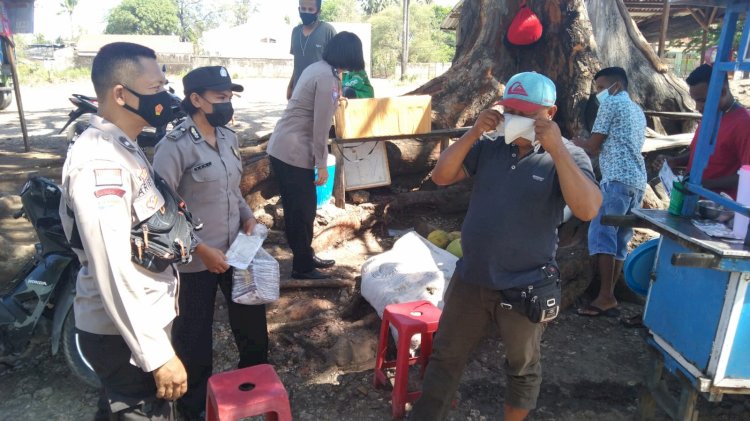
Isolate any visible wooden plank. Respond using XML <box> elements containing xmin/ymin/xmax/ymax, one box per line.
<box><xmin>644</xmin><ymin>110</ymin><xmax>703</xmax><ymax>120</ymax></box>
<box><xmin>642</xmin><ymin>133</ymin><xmax>693</xmax><ymax>153</ymax></box>
<box><xmin>333</xmin><ymin>95</ymin><xmax>432</xmax><ymax>194</ymax></box>
<box><xmin>334</xmin><ymin>96</ymin><xmax>431</xmax><ymax>139</ymax></box>
<box><xmin>688</xmin><ymin>8</ymin><xmax>709</xmax><ymax>30</ymax></box>
<box><xmin>336</xmin><ymin>127</ymin><xmax>469</xmax><ymax>144</ymax></box>
<box><xmin>331</xmin><ymin>140</ymin><xmax>345</xmax><ymax>209</ymax></box>
<box><xmin>2</xmin><ymin>36</ymin><xmax>29</xmax><ymax>152</ymax></box>
<box><xmin>708</xmin><ymin>6</ymin><xmax>719</xmax><ymax>26</ymax></box>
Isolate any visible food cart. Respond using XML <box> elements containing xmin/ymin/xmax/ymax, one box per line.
<box><xmin>623</xmin><ymin>1</ymin><xmax>750</xmax><ymax>419</ymax></box>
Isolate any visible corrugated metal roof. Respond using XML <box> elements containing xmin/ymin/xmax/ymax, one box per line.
<box><xmin>440</xmin><ymin>0</ymin><xmax>463</xmax><ymax>31</ymax></box>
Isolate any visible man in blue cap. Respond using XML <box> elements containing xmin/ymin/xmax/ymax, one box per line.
<box><xmin>410</xmin><ymin>72</ymin><xmax>601</xmax><ymax>421</ymax></box>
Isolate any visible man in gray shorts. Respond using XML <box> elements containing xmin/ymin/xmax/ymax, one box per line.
<box><xmin>410</xmin><ymin>72</ymin><xmax>601</xmax><ymax>420</ymax></box>
<box><xmin>287</xmin><ymin>0</ymin><xmax>336</xmax><ymax>99</ymax></box>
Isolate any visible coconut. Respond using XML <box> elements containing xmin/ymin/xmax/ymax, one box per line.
<box><xmin>427</xmin><ymin>230</ymin><xmax>450</xmax><ymax>249</ymax></box>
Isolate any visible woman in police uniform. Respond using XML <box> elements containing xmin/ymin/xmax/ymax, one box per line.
<box><xmin>267</xmin><ymin>31</ymin><xmax>365</xmax><ymax>280</ymax></box>
<box><xmin>152</xmin><ymin>66</ymin><xmax>268</xmax><ymax>421</ymax></box>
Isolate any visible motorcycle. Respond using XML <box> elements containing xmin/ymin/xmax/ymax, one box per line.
<box><xmin>0</xmin><ymin>175</ymin><xmax>98</xmax><ymax>388</ymax></box>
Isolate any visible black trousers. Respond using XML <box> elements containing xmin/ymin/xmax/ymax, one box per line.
<box><xmin>171</xmin><ymin>269</ymin><xmax>268</xmax><ymax>416</ymax></box>
<box><xmin>77</xmin><ymin>329</ymin><xmax>174</xmax><ymax>421</ymax></box>
<box><xmin>269</xmin><ymin>156</ymin><xmax>317</xmax><ymax>273</ymax></box>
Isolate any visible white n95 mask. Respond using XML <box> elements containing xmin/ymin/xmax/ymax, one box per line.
<box><xmin>503</xmin><ymin>114</ymin><xmax>537</xmax><ymax>145</ymax></box>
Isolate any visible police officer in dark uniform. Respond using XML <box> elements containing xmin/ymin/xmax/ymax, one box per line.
<box><xmin>152</xmin><ymin>66</ymin><xmax>269</xmax><ymax>420</ymax></box>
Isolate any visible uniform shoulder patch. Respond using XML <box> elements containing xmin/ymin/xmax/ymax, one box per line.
<box><xmin>94</xmin><ymin>168</ymin><xmax>123</xmax><ymax>186</ymax></box>
<box><xmin>166</xmin><ymin>126</ymin><xmax>187</xmax><ymax>141</ymax></box>
<box><xmin>117</xmin><ymin>136</ymin><xmax>136</xmax><ymax>151</ymax></box>
<box><xmin>188</xmin><ymin>126</ymin><xmax>201</xmax><ymax>141</ymax></box>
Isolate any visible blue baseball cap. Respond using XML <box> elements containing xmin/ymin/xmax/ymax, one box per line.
<box><xmin>499</xmin><ymin>72</ymin><xmax>556</xmax><ymax>113</ymax></box>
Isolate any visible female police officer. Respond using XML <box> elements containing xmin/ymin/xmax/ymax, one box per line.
<box><xmin>152</xmin><ymin>66</ymin><xmax>268</xmax><ymax>420</ymax></box>
<box><xmin>267</xmin><ymin>31</ymin><xmax>366</xmax><ymax>280</ymax></box>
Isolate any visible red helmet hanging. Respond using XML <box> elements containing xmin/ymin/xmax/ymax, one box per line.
<box><xmin>506</xmin><ymin>0</ymin><xmax>543</xmax><ymax>47</ymax></box>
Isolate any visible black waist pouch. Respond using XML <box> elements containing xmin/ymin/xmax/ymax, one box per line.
<box><xmin>500</xmin><ymin>265</ymin><xmax>561</xmax><ymax>323</ymax></box>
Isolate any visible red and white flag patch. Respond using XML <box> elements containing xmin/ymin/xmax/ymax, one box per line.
<box><xmin>94</xmin><ymin>188</ymin><xmax>125</xmax><ymax>198</ymax></box>
<box><xmin>94</xmin><ymin>168</ymin><xmax>123</xmax><ymax>186</ymax></box>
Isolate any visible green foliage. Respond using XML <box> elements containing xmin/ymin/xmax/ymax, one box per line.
<box><xmin>105</xmin><ymin>0</ymin><xmax>180</xmax><ymax>35</ymax></box>
<box><xmin>175</xmin><ymin>0</ymin><xmax>218</xmax><ymax>43</ymax></box>
<box><xmin>369</xmin><ymin>5</ymin><xmax>401</xmax><ymax>77</ymax></box>
<box><xmin>58</xmin><ymin>0</ymin><xmax>78</xmax><ymax>17</ymax></box>
<box><xmin>359</xmin><ymin>0</ymin><xmax>398</xmax><ymax>16</ymax></box>
<box><xmin>321</xmin><ymin>0</ymin><xmax>363</xmax><ymax>22</ymax></box>
<box><xmin>359</xmin><ymin>0</ymin><xmax>434</xmax><ymax>16</ymax></box>
<box><xmin>672</xmin><ymin>20</ymin><xmax>745</xmax><ymax>56</ymax></box>
<box><xmin>229</xmin><ymin>0</ymin><xmax>259</xmax><ymax>26</ymax></box>
<box><xmin>369</xmin><ymin>3</ymin><xmax>455</xmax><ymax>78</ymax></box>
<box><xmin>408</xmin><ymin>4</ymin><xmax>454</xmax><ymax>63</ymax></box>
<box><xmin>17</xmin><ymin>61</ymin><xmax>89</xmax><ymax>85</ymax></box>
<box><xmin>32</xmin><ymin>33</ymin><xmax>49</xmax><ymax>44</ymax></box>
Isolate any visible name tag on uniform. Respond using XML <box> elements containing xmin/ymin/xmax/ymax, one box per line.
<box><xmin>193</xmin><ymin>162</ymin><xmax>212</xmax><ymax>172</ymax></box>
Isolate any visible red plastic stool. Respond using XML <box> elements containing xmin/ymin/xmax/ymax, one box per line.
<box><xmin>206</xmin><ymin>364</ymin><xmax>292</xmax><ymax>421</ymax></box>
<box><xmin>373</xmin><ymin>300</ymin><xmax>442</xmax><ymax>419</ymax></box>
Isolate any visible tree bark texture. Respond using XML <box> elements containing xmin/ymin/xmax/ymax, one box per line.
<box><xmin>239</xmin><ymin>139</ymin><xmax>441</xmax><ymax>201</ymax></box>
<box><xmin>412</xmin><ymin>0</ymin><xmax>600</xmax><ymax>138</ymax></box>
<box><xmin>586</xmin><ymin>0</ymin><xmax>695</xmax><ymax>134</ymax></box>
<box><xmin>412</xmin><ymin>0</ymin><xmax>694</xmax><ymax>136</ymax></box>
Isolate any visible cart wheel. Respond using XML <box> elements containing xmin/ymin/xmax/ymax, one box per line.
<box><xmin>0</xmin><ymin>88</ymin><xmax>12</xmax><ymax>110</ymax></box>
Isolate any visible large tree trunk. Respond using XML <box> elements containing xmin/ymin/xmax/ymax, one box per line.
<box><xmin>586</xmin><ymin>0</ymin><xmax>694</xmax><ymax>134</ymax></box>
<box><xmin>238</xmin><ymin>138</ymin><xmax>441</xmax><ymax>202</ymax></box>
<box><xmin>413</xmin><ymin>0</ymin><xmax>600</xmax><ymax>138</ymax></box>
<box><xmin>412</xmin><ymin>0</ymin><xmax>694</xmax><ymax>137</ymax></box>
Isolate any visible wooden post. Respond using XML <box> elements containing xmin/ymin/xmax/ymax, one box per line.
<box><xmin>2</xmin><ymin>36</ymin><xmax>29</xmax><ymax>152</ymax></box>
<box><xmin>440</xmin><ymin>137</ymin><xmax>449</xmax><ymax>152</ymax></box>
<box><xmin>331</xmin><ymin>140</ymin><xmax>345</xmax><ymax>209</ymax></box>
<box><xmin>657</xmin><ymin>0</ymin><xmax>671</xmax><ymax>59</ymax></box>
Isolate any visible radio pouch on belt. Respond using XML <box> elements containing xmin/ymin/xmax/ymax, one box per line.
<box><xmin>500</xmin><ymin>264</ymin><xmax>561</xmax><ymax>323</ymax></box>
<box><xmin>65</xmin><ymin>171</ymin><xmax>202</xmax><ymax>273</ymax></box>
<box><xmin>130</xmin><ymin>172</ymin><xmax>202</xmax><ymax>273</ymax></box>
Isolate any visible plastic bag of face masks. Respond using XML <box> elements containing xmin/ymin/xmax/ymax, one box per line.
<box><xmin>232</xmin><ymin>248</ymin><xmax>280</xmax><ymax>305</ymax></box>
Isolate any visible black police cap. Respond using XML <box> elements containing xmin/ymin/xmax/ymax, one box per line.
<box><xmin>182</xmin><ymin>66</ymin><xmax>244</xmax><ymax>95</ymax></box>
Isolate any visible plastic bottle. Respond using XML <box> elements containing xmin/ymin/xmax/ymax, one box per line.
<box><xmin>733</xmin><ymin>165</ymin><xmax>750</xmax><ymax>239</ymax></box>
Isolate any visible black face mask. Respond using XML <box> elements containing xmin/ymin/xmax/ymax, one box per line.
<box><xmin>299</xmin><ymin>11</ymin><xmax>318</xmax><ymax>26</ymax></box>
<box><xmin>122</xmin><ymin>86</ymin><xmax>174</xmax><ymax>128</ymax></box>
<box><xmin>203</xmin><ymin>100</ymin><xmax>234</xmax><ymax>127</ymax></box>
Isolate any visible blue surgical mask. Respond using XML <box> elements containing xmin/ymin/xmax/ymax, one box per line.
<box><xmin>596</xmin><ymin>82</ymin><xmax>617</xmax><ymax>104</ymax></box>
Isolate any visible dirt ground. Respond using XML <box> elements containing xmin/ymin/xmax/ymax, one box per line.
<box><xmin>1</xmin><ymin>78</ymin><xmax>750</xmax><ymax>421</ymax></box>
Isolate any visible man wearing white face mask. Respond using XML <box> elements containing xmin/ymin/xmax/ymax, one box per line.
<box><xmin>411</xmin><ymin>72</ymin><xmax>601</xmax><ymax>421</ymax></box>
<box><xmin>572</xmin><ymin>67</ymin><xmax>647</xmax><ymax>318</ymax></box>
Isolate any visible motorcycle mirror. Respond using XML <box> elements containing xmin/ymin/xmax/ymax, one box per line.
<box><xmin>162</xmin><ymin>64</ymin><xmax>167</xmax><ymax>73</ymax></box>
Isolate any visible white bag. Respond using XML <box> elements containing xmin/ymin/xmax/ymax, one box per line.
<box><xmin>361</xmin><ymin>232</ymin><xmax>458</xmax><ymax>351</ymax></box>
<box><xmin>231</xmin><ymin>248</ymin><xmax>280</xmax><ymax>305</ymax></box>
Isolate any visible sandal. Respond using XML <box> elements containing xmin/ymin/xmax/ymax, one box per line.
<box><xmin>576</xmin><ymin>304</ymin><xmax>621</xmax><ymax>318</ymax></box>
<box><xmin>621</xmin><ymin>313</ymin><xmax>644</xmax><ymax>328</ymax></box>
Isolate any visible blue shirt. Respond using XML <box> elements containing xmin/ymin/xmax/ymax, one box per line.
<box><xmin>592</xmin><ymin>91</ymin><xmax>647</xmax><ymax>190</ymax></box>
<box><xmin>457</xmin><ymin>138</ymin><xmax>595</xmax><ymax>290</ymax></box>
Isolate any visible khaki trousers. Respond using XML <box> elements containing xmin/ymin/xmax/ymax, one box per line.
<box><xmin>410</xmin><ymin>273</ymin><xmax>545</xmax><ymax>420</ymax></box>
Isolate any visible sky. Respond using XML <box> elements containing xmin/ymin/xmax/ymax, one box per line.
<box><xmin>31</xmin><ymin>0</ymin><xmax>459</xmax><ymax>41</ymax></box>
